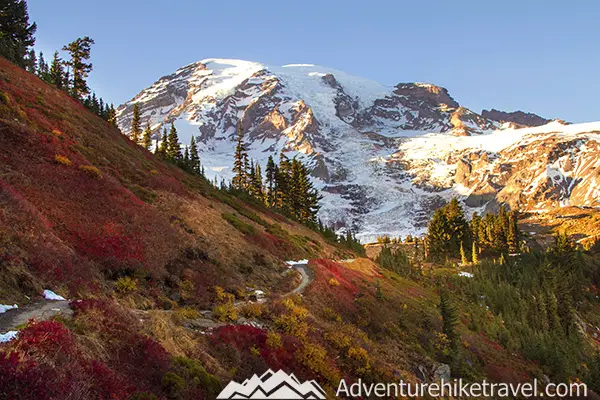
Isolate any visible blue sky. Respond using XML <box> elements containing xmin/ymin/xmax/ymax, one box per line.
<box><xmin>29</xmin><ymin>0</ymin><xmax>598</xmax><ymax>122</ymax></box>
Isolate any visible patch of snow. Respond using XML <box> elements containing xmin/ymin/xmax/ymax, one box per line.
<box><xmin>0</xmin><ymin>331</ymin><xmax>18</xmax><ymax>343</ymax></box>
<box><xmin>0</xmin><ymin>304</ymin><xmax>18</xmax><ymax>314</ymax></box>
<box><xmin>43</xmin><ymin>290</ymin><xmax>66</xmax><ymax>301</ymax></box>
<box><xmin>458</xmin><ymin>271</ymin><xmax>474</xmax><ymax>278</ymax></box>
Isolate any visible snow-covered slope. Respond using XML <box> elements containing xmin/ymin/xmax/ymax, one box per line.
<box><xmin>117</xmin><ymin>59</ymin><xmax>600</xmax><ymax>241</ymax></box>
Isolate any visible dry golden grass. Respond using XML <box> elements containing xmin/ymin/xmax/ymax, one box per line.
<box><xmin>140</xmin><ymin>310</ymin><xmax>198</xmax><ymax>358</ymax></box>
<box><xmin>339</xmin><ymin>257</ymin><xmax>381</xmax><ymax>277</ymax></box>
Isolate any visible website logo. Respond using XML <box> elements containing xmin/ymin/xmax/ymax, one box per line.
<box><xmin>217</xmin><ymin>369</ymin><xmax>327</xmax><ymax>399</ymax></box>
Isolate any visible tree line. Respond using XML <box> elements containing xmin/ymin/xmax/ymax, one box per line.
<box><xmin>0</xmin><ymin>0</ymin><xmax>116</xmax><ymax>124</ymax></box>
<box><xmin>129</xmin><ymin>103</ymin><xmax>203</xmax><ymax>176</ymax></box>
<box><xmin>230</xmin><ymin>123</ymin><xmax>320</xmax><ymax>225</ymax></box>
<box><xmin>426</xmin><ymin>198</ymin><xmax>521</xmax><ymax>264</ymax></box>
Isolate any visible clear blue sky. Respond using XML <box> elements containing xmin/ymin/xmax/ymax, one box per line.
<box><xmin>29</xmin><ymin>0</ymin><xmax>599</xmax><ymax>122</ymax></box>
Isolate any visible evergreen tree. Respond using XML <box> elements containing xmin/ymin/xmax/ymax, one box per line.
<box><xmin>182</xmin><ymin>145</ymin><xmax>190</xmax><ymax>169</ymax></box>
<box><xmin>48</xmin><ymin>51</ymin><xmax>65</xmax><ymax>89</ymax></box>
<box><xmin>446</xmin><ymin>198</ymin><xmax>470</xmax><ymax>257</ymax></box>
<box><xmin>460</xmin><ymin>242</ymin><xmax>468</xmax><ymax>265</ymax></box>
<box><xmin>62</xmin><ymin>36</ymin><xmax>95</xmax><ymax>99</ymax></box>
<box><xmin>440</xmin><ymin>289</ymin><xmax>459</xmax><ymax>352</ymax></box>
<box><xmin>507</xmin><ymin>211</ymin><xmax>520</xmax><ymax>253</ymax></box>
<box><xmin>157</xmin><ymin>126</ymin><xmax>168</xmax><ymax>158</ymax></box>
<box><xmin>232</xmin><ymin>122</ymin><xmax>247</xmax><ymax>190</ymax></box>
<box><xmin>24</xmin><ymin>47</ymin><xmax>36</xmax><ymax>72</ymax></box>
<box><xmin>427</xmin><ymin>208</ymin><xmax>451</xmax><ymax>263</ymax></box>
<box><xmin>37</xmin><ymin>51</ymin><xmax>49</xmax><ymax>81</ymax></box>
<box><xmin>0</xmin><ymin>0</ymin><xmax>37</xmax><ymax>68</ymax></box>
<box><xmin>107</xmin><ymin>104</ymin><xmax>117</xmax><ymax>126</ymax></box>
<box><xmin>276</xmin><ymin>152</ymin><xmax>291</xmax><ymax>210</ymax></box>
<box><xmin>265</xmin><ymin>155</ymin><xmax>276</xmax><ymax>207</ymax></box>
<box><xmin>189</xmin><ymin>136</ymin><xmax>201</xmax><ymax>174</ymax></box>
<box><xmin>141</xmin><ymin>122</ymin><xmax>152</xmax><ymax>150</ymax></box>
<box><xmin>471</xmin><ymin>242</ymin><xmax>479</xmax><ymax>264</ymax></box>
<box><xmin>166</xmin><ymin>122</ymin><xmax>181</xmax><ymax>161</ymax></box>
<box><xmin>252</xmin><ymin>162</ymin><xmax>264</xmax><ymax>200</ymax></box>
<box><xmin>130</xmin><ymin>103</ymin><xmax>141</xmax><ymax>144</ymax></box>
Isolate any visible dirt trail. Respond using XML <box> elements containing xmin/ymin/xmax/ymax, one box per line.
<box><xmin>0</xmin><ymin>300</ymin><xmax>72</xmax><ymax>333</ymax></box>
<box><xmin>285</xmin><ymin>262</ymin><xmax>313</xmax><ymax>296</ymax></box>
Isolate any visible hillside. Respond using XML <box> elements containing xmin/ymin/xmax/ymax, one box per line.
<box><xmin>2</xmin><ymin>57</ymin><xmax>600</xmax><ymax>399</ymax></box>
<box><xmin>115</xmin><ymin>58</ymin><xmax>600</xmax><ymax>241</ymax></box>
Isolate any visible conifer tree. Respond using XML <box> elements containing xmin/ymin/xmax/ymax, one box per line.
<box><xmin>460</xmin><ymin>242</ymin><xmax>468</xmax><ymax>265</ymax></box>
<box><xmin>232</xmin><ymin>122</ymin><xmax>248</xmax><ymax>190</ymax></box>
<box><xmin>0</xmin><ymin>0</ymin><xmax>37</xmax><ymax>68</ymax></box>
<box><xmin>141</xmin><ymin>122</ymin><xmax>152</xmax><ymax>150</ymax></box>
<box><xmin>107</xmin><ymin>104</ymin><xmax>117</xmax><ymax>126</ymax></box>
<box><xmin>427</xmin><ymin>208</ymin><xmax>451</xmax><ymax>263</ymax></box>
<box><xmin>24</xmin><ymin>48</ymin><xmax>36</xmax><ymax>73</ymax></box>
<box><xmin>157</xmin><ymin>126</ymin><xmax>168</xmax><ymax>158</ymax></box>
<box><xmin>189</xmin><ymin>136</ymin><xmax>201</xmax><ymax>174</ymax></box>
<box><xmin>265</xmin><ymin>155</ymin><xmax>276</xmax><ymax>206</ymax></box>
<box><xmin>166</xmin><ymin>122</ymin><xmax>181</xmax><ymax>161</ymax></box>
<box><xmin>182</xmin><ymin>145</ymin><xmax>190</xmax><ymax>169</ymax></box>
<box><xmin>440</xmin><ymin>289</ymin><xmax>459</xmax><ymax>352</ymax></box>
<box><xmin>472</xmin><ymin>242</ymin><xmax>479</xmax><ymax>265</ymax></box>
<box><xmin>48</xmin><ymin>51</ymin><xmax>65</xmax><ymax>89</ymax></box>
<box><xmin>62</xmin><ymin>36</ymin><xmax>95</xmax><ymax>99</ymax></box>
<box><xmin>130</xmin><ymin>103</ymin><xmax>141</xmax><ymax>144</ymax></box>
<box><xmin>252</xmin><ymin>162</ymin><xmax>264</xmax><ymax>200</ymax></box>
<box><xmin>276</xmin><ymin>152</ymin><xmax>291</xmax><ymax>210</ymax></box>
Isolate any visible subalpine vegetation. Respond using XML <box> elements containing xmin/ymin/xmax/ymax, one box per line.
<box><xmin>376</xmin><ymin>198</ymin><xmax>600</xmax><ymax>387</ymax></box>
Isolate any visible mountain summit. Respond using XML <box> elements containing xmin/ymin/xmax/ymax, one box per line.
<box><xmin>117</xmin><ymin>59</ymin><xmax>600</xmax><ymax>241</ymax></box>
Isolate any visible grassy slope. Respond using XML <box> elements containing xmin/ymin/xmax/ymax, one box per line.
<box><xmin>0</xmin><ymin>58</ymin><xmax>554</xmax><ymax>399</ymax></box>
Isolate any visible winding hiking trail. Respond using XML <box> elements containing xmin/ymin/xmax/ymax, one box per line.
<box><xmin>0</xmin><ymin>261</ymin><xmax>315</xmax><ymax>338</ymax></box>
<box><xmin>0</xmin><ymin>299</ymin><xmax>72</xmax><ymax>334</ymax></box>
<box><xmin>285</xmin><ymin>261</ymin><xmax>313</xmax><ymax>296</ymax></box>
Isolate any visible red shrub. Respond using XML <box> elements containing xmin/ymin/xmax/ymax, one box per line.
<box><xmin>245</xmin><ymin>232</ymin><xmax>296</xmax><ymax>259</ymax></box>
<box><xmin>16</xmin><ymin>320</ymin><xmax>75</xmax><ymax>357</ymax></box>
<box><xmin>0</xmin><ymin>351</ymin><xmax>65</xmax><ymax>400</ymax></box>
<box><xmin>211</xmin><ymin>325</ymin><xmax>299</xmax><ymax>375</ymax></box>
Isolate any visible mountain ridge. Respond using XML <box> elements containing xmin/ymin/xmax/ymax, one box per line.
<box><xmin>116</xmin><ymin>59</ymin><xmax>600</xmax><ymax>241</ymax></box>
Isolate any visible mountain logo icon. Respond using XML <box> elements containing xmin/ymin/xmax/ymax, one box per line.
<box><xmin>216</xmin><ymin>369</ymin><xmax>327</xmax><ymax>399</ymax></box>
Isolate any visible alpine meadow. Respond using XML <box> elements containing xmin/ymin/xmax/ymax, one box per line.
<box><xmin>1</xmin><ymin>1</ymin><xmax>600</xmax><ymax>399</ymax></box>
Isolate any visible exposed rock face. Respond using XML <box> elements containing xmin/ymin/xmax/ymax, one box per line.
<box><xmin>117</xmin><ymin>59</ymin><xmax>600</xmax><ymax>241</ymax></box>
<box><xmin>354</xmin><ymin>83</ymin><xmax>498</xmax><ymax>136</ymax></box>
<box><xmin>481</xmin><ymin>108</ymin><xmax>552</xmax><ymax>127</ymax></box>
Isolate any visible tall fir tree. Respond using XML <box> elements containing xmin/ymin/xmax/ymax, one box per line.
<box><xmin>62</xmin><ymin>36</ymin><xmax>95</xmax><ymax>99</ymax></box>
<box><xmin>232</xmin><ymin>122</ymin><xmax>248</xmax><ymax>190</ymax></box>
<box><xmin>471</xmin><ymin>242</ymin><xmax>479</xmax><ymax>264</ymax></box>
<box><xmin>189</xmin><ymin>136</ymin><xmax>201</xmax><ymax>174</ymax></box>
<box><xmin>48</xmin><ymin>51</ymin><xmax>65</xmax><ymax>89</ymax></box>
<box><xmin>440</xmin><ymin>289</ymin><xmax>459</xmax><ymax>352</ymax></box>
<box><xmin>24</xmin><ymin>47</ymin><xmax>36</xmax><ymax>73</ymax></box>
<box><xmin>107</xmin><ymin>104</ymin><xmax>117</xmax><ymax>126</ymax></box>
<box><xmin>427</xmin><ymin>208</ymin><xmax>451</xmax><ymax>263</ymax></box>
<box><xmin>460</xmin><ymin>242</ymin><xmax>468</xmax><ymax>265</ymax></box>
<box><xmin>141</xmin><ymin>122</ymin><xmax>152</xmax><ymax>150</ymax></box>
<box><xmin>251</xmin><ymin>162</ymin><xmax>264</xmax><ymax>200</ymax></box>
<box><xmin>130</xmin><ymin>103</ymin><xmax>142</xmax><ymax>144</ymax></box>
<box><xmin>157</xmin><ymin>126</ymin><xmax>168</xmax><ymax>158</ymax></box>
<box><xmin>0</xmin><ymin>0</ymin><xmax>37</xmax><ymax>68</ymax></box>
<box><xmin>166</xmin><ymin>122</ymin><xmax>181</xmax><ymax>161</ymax></box>
<box><xmin>265</xmin><ymin>155</ymin><xmax>276</xmax><ymax>207</ymax></box>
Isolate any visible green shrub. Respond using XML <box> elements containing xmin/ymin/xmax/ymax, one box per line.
<box><xmin>162</xmin><ymin>372</ymin><xmax>185</xmax><ymax>396</ymax></box>
<box><xmin>221</xmin><ymin>212</ymin><xmax>255</xmax><ymax>235</ymax></box>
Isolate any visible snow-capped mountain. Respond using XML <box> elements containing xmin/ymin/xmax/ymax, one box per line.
<box><xmin>116</xmin><ymin>59</ymin><xmax>600</xmax><ymax>241</ymax></box>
